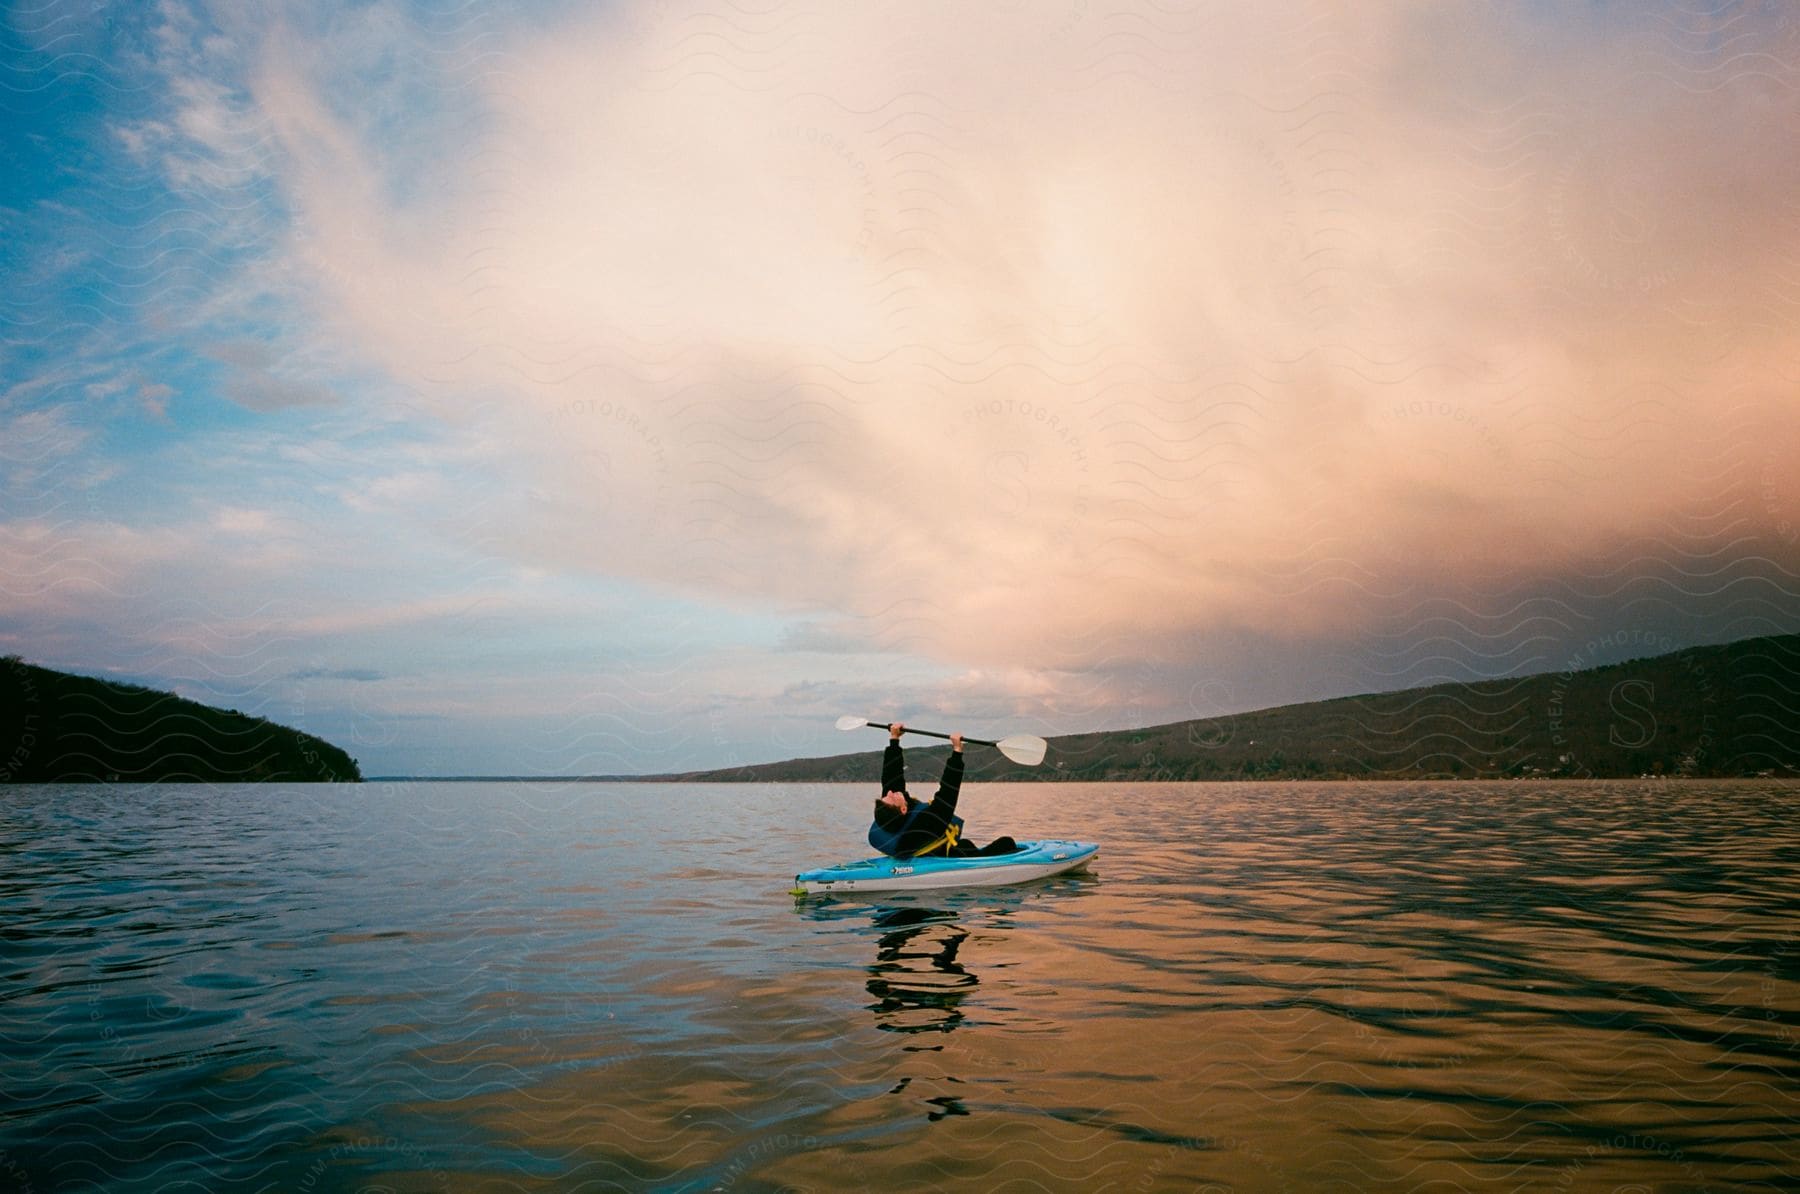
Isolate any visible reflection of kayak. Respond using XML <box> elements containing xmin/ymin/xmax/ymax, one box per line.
<box><xmin>793</xmin><ymin>840</ymin><xmax>1099</xmax><ymax>894</ymax></box>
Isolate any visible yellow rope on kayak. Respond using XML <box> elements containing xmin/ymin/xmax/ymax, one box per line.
<box><xmin>911</xmin><ymin>822</ymin><xmax>960</xmax><ymax>857</ymax></box>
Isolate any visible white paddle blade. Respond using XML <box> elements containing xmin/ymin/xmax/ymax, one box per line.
<box><xmin>998</xmin><ymin>734</ymin><xmax>1048</xmax><ymax>767</ymax></box>
<box><xmin>835</xmin><ymin>715</ymin><xmax>868</xmax><ymax>731</ymax></box>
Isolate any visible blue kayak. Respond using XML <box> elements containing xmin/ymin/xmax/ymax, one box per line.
<box><xmin>793</xmin><ymin>839</ymin><xmax>1099</xmax><ymax>894</ymax></box>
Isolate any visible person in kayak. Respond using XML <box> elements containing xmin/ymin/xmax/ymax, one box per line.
<box><xmin>869</xmin><ymin>722</ymin><xmax>1020</xmax><ymax>859</ymax></box>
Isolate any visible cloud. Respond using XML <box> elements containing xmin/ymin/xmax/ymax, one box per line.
<box><xmin>287</xmin><ymin>666</ymin><xmax>386</xmax><ymax>682</ymax></box>
<box><xmin>137</xmin><ymin>380</ymin><xmax>175</xmax><ymax>419</ymax></box>
<box><xmin>252</xmin><ymin>1</ymin><xmax>1797</xmax><ymax>687</ymax></box>
<box><xmin>203</xmin><ymin>339</ymin><xmax>338</xmax><ymax>410</ymax></box>
<box><xmin>0</xmin><ymin>520</ymin><xmax>188</xmax><ymax>649</ymax></box>
<box><xmin>0</xmin><ymin>406</ymin><xmax>93</xmax><ymax>473</ymax></box>
<box><xmin>210</xmin><ymin>507</ymin><xmax>272</xmax><ymax>534</ymax></box>
<box><xmin>24</xmin><ymin>0</ymin><xmax>1786</xmax><ymax>763</ymax></box>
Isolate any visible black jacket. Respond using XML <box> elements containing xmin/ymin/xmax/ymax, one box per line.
<box><xmin>867</xmin><ymin>741</ymin><xmax>965</xmax><ymax>857</ymax></box>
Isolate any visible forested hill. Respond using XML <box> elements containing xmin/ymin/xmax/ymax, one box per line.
<box><xmin>0</xmin><ymin>657</ymin><xmax>361</xmax><ymax>783</ymax></box>
<box><xmin>661</xmin><ymin>632</ymin><xmax>1800</xmax><ymax>783</ymax></box>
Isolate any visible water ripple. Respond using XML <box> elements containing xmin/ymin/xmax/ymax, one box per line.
<box><xmin>0</xmin><ymin>780</ymin><xmax>1794</xmax><ymax>1190</ymax></box>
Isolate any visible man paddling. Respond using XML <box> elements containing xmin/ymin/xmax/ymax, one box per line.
<box><xmin>868</xmin><ymin>722</ymin><xmax>1020</xmax><ymax>859</ymax></box>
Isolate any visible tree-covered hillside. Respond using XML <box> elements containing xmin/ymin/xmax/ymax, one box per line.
<box><xmin>660</xmin><ymin>633</ymin><xmax>1800</xmax><ymax>783</ymax></box>
<box><xmin>1</xmin><ymin>657</ymin><xmax>361</xmax><ymax>783</ymax></box>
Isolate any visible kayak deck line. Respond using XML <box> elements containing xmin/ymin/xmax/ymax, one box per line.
<box><xmin>792</xmin><ymin>839</ymin><xmax>1099</xmax><ymax>895</ymax></box>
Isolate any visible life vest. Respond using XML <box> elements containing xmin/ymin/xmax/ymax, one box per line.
<box><xmin>868</xmin><ymin>805</ymin><xmax>965</xmax><ymax>858</ymax></box>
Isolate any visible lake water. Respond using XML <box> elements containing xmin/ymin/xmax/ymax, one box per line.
<box><xmin>1</xmin><ymin>780</ymin><xmax>1795</xmax><ymax>1192</ymax></box>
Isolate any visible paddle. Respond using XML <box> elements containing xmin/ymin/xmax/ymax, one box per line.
<box><xmin>835</xmin><ymin>715</ymin><xmax>1048</xmax><ymax>767</ymax></box>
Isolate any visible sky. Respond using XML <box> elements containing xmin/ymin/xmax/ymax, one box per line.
<box><xmin>2</xmin><ymin>0</ymin><xmax>1798</xmax><ymax>777</ymax></box>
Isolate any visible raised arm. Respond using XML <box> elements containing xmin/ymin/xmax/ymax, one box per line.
<box><xmin>932</xmin><ymin>732</ymin><xmax>965</xmax><ymax>808</ymax></box>
<box><xmin>881</xmin><ymin>721</ymin><xmax>906</xmax><ymax>793</ymax></box>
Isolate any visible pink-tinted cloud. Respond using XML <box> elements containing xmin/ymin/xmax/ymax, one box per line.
<box><xmin>243</xmin><ymin>1</ymin><xmax>1800</xmax><ymax>697</ymax></box>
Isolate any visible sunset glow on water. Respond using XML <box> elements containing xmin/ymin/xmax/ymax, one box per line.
<box><xmin>3</xmin><ymin>781</ymin><xmax>1794</xmax><ymax>1190</ymax></box>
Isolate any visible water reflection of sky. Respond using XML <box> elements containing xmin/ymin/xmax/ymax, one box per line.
<box><xmin>5</xmin><ymin>781</ymin><xmax>1796</xmax><ymax>1192</ymax></box>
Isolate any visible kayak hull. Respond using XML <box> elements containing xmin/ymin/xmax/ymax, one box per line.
<box><xmin>793</xmin><ymin>839</ymin><xmax>1098</xmax><ymax>894</ymax></box>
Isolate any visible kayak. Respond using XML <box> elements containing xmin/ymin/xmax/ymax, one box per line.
<box><xmin>792</xmin><ymin>839</ymin><xmax>1099</xmax><ymax>895</ymax></box>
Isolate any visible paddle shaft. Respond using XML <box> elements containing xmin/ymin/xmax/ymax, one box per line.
<box><xmin>862</xmin><ymin>720</ymin><xmax>996</xmax><ymax>748</ymax></box>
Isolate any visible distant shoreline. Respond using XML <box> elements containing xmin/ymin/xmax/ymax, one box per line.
<box><xmin>1</xmin><ymin>658</ymin><xmax>362</xmax><ymax>783</ymax></box>
<box><xmin>9</xmin><ymin>631</ymin><xmax>1796</xmax><ymax>784</ymax></box>
<box><xmin>363</xmin><ymin>774</ymin><xmax>1800</xmax><ymax>784</ymax></box>
<box><xmin>385</xmin><ymin>631</ymin><xmax>1799</xmax><ymax>784</ymax></box>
